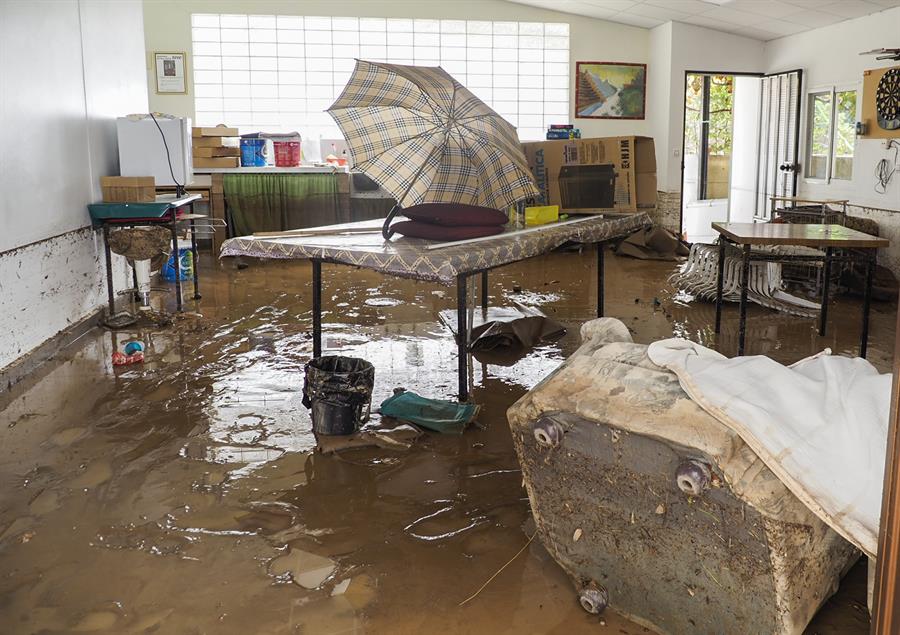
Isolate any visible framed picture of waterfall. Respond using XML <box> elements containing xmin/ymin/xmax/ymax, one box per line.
<box><xmin>575</xmin><ymin>62</ymin><xmax>647</xmax><ymax>120</ymax></box>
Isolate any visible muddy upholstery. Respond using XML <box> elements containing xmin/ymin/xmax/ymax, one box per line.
<box><xmin>507</xmin><ymin>318</ymin><xmax>858</xmax><ymax>635</ymax></box>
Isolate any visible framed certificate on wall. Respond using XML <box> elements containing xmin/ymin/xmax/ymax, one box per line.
<box><xmin>154</xmin><ymin>52</ymin><xmax>186</xmax><ymax>94</ymax></box>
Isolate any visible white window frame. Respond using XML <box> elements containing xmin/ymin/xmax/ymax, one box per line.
<box><xmin>190</xmin><ymin>14</ymin><xmax>570</xmax><ymax>142</ymax></box>
<box><xmin>803</xmin><ymin>83</ymin><xmax>859</xmax><ymax>184</ymax></box>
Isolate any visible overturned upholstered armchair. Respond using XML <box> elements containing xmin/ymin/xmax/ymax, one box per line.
<box><xmin>507</xmin><ymin>318</ymin><xmax>862</xmax><ymax>634</ymax></box>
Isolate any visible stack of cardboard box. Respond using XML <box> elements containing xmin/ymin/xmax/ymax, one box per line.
<box><xmin>192</xmin><ymin>126</ymin><xmax>240</xmax><ymax>168</ymax></box>
<box><xmin>521</xmin><ymin>136</ymin><xmax>657</xmax><ymax>214</ymax></box>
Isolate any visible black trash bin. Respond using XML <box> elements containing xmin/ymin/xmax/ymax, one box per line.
<box><xmin>302</xmin><ymin>356</ymin><xmax>375</xmax><ymax>435</ymax></box>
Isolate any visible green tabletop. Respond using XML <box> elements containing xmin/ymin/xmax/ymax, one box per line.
<box><xmin>88</xmin><ymin>194</ymin><xmax>201</xmax><ymax>223</ymax></box>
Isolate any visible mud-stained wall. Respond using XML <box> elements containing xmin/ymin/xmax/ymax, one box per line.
<box><xmin>650</xmin><ymin>191</ymin><xmax>680</xmax><ymax>234</ymax></box>
<box><xmin>0</xmin><ymin>229</ymin><xmax>128</xmax><ymax>370</ymax></box>
<box><xmin>0</xmin><ymin>0</ymin><xmax>147</xmax><ymax>373</ymax></box>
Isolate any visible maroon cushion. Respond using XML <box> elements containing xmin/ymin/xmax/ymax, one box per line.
<box><xmin>392</xmin><ymin>221</ymin><xmax>505</xmax><ymax>241</ymax></box>
<box><xmin>403</xmin><ymin>203</ymin><xmax>508</xmax><ymax>227</ymax></box>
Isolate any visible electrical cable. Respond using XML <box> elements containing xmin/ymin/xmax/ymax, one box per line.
<box><xmin>148</xmin><ymin>111</ymin><xmax>186</xmax><ymax>197</ymax></box>
<box><xmin>875</xmin><ymin>139</ymin><xmax>898</xmax><ymax>195</ymax></box>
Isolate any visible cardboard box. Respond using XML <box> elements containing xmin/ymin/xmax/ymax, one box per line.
<box><xmin>192</xmin><ymin>146</ymin><xmax>241</xmax><ymax>158</ymax></box>
<box><xmin>522</xmin><ymin>136</ymin><xmax>657</xmax><ymax>213</ymax></box>
<box><xmin>193</xmin><ymin>157</ymin><xmax>240</xmax><ymax>168</ymax></box>
<box><xmin>193</xmin><ymin>136</ymin><xmax>240</xmax><ymax>148</ymax></box>
<box><xmin>193</xmin><ymin>126</ymin><xmax>239</xmax><ymax>137</ymax></box>
<box><xmin>99</xmin><ymin>176</ymin><xmax>155</xmax><ymax>203</ymax></box>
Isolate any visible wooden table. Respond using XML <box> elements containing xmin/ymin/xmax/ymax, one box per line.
<box><xmin>712</xmin><ymin>222</ymin><xmax>888</xmax><ymax>357</ymax></box>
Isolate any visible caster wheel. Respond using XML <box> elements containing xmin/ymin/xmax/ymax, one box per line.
<box><xmin>533</xmin><ymin>417</ymin><xmax>564</xmax><ymax>448</ymax></box>
<box><xmin>676</xmin><ymin>459</ymin><xmax>712</xmax><ymax>497</ymax></box>
<box><xmin>579</xmin><ymin>583</ymin><xmax>609</xmax><ymax>614</ymax></box>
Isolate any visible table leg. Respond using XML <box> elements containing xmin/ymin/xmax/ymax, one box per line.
<box><xmin>170</xmin><ymin>213</ymin><xmax>183</xmax><ymax>312</ymax></box>
<box><xmin>738</xmin><ymin>244</ymin><xmax>751</xmax><ymax>356</ymax></box>
<box><xmin>131</xmin><ymin>264</ymin><xmax>139</xmax><ymax>302</ymax></box>
<box><xmin>596</xmin><ymin>242</ymin><xmax>605</xmax><ymax>318</ymax></box>
<box><xmin>189</xmin><ymin>211</ymin><xmax>201</xmax><ymax>300</ymax></box>
<box><xmin>715</xmin><ymin>237</ymin><xmax>726</xmax><ymax>334</ymax></box>
<box><xmin>457</xmin><ymin>273</ymin><xmax>469</xmax><ymax>402</ymax></box>
<box><xmin>102</xmin><ymin>224</ymin><xmax>116</xmax><ymax>316</ymax></box>
<box><xmin>819</xmin><ymin>247</ymin><xmax>833</xmax><ymax>337</ymax></box>
<box><xmin>860</xmin><ymin>252</ymin><xmax>875</xmax><ymax>359</ymax></box>
<box><xmin>480</xmin><ymin>270</ymin><xmax>488</xmax><ymax>312</ymax></box>
<box><xmin>312</xmin><ymin>259</ymin><xmax>322</xmax><ymax>359</ymax></box>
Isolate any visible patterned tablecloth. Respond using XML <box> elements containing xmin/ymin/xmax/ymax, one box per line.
<box><xmin>220</xmin><ymin>213</ymin><xmax>652</xmax><ymax>286</ymax></box>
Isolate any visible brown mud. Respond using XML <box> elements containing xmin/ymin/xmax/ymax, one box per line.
<box><xmin>0</xmin><ymin>248</ymin><xmax>893</xmax><ymax>634</ymax></box>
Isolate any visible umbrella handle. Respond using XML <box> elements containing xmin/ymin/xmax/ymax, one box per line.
<box><xmin>382</xmin><ymin>205</ymin><xmax>400</xmax><ymax>240</ymax></box>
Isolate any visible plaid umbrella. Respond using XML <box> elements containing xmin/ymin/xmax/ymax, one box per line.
<box><xmin>327</xmin><ymin>60</ymin><xmax>538</xmax><ymax>238</ymax></box>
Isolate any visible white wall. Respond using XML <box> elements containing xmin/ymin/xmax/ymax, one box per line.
<box><xmin>648</xmin><ymin>22</ymin><xmax>673</xmax><ymax>189</ymax></box>
<box><xmin>141</xmin><ymin>0</ymin><xmax>651</xmax><ymax>139</ymax></box>
<box><xmin>729</xmin><ymin>75</ymin><xmax>762</xmax><ymax>224</ymax></box>
<box><xmin>0</xmin><ymin>0</ymin><xmax>148</xmax><ymax>372</ymax></box>
<box><xmin>657</xmin><ymin>22</ymin><xmax>766</xmax><ymax>193</ymax></box>
<box><xmin>765</xmin><ymin>7</ymin><xmax>900</xmax><ymax>211</ymax></box>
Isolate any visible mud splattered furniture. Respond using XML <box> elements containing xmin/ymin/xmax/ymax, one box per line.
<box><xmin>88</xmin><ymin>194</ymin><xmax>202</xmax><ymax>314</ymax></box>
<box><xmin>712</xmin><ymin>222</ymin><xmax>888</xmax><ymax>357</ymax></box>
<box><xmin>507</xmin><ymin>318</ymin><xmax>859</xmax><ymax>634</ymax></box>
<box><xmin>220</xmin><ymin>213</ymin><xmax>651</xmax><ymax>400</ymax></box>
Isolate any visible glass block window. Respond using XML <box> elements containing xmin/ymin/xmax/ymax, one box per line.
<box><xmin>191</xmin><ymin>14</ymin><xmax>570</xmax><ymax>141</ymax></box>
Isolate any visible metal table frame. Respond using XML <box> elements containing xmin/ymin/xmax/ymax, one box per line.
<box><xmin>96</xmin><ymin>198</ymin><xmax>203</xmax><ymax>314</ymax></box>
<box><xmin>310</xmin><ymin>241</ymin><xmax>608</xmax><ymax>401</ymax></box>
<box><xmin>713</xmin><ymin>235</ymin><xmax>878</xmax><ymax>358</ymax></box>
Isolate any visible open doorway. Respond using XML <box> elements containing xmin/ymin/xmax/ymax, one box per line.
<box><xmin>680</xmin><ymin>72</ymin><xmax>763</xmax><ymax>243</ymax></box>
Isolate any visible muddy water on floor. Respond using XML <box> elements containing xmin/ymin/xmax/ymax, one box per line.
<box><xmin>0</xmin><ymin>249</ymin><xmax>893</xmax><ymax>634</ymax></box>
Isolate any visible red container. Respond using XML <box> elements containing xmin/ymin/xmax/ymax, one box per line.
<box><xmin>273</xmin><ymin>141</ymin><xmax>301</xmax><ymax>167</ymax></box>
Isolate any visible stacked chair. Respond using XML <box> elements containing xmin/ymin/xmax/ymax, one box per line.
<box><xmin>670</xmin><ymin>243</ymin><xmax>820</xmax><ymax>318</ymax></box>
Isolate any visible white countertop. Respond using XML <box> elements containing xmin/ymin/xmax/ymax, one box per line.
<box><xmin>156</xmin><ymin>193</ymin><xmax>203</xmax><ymax>206</ymax></box>
<box><xmin>193</xmin><ymin>166</ymin><xmax>347</xmax><ymax>174</ymax></box>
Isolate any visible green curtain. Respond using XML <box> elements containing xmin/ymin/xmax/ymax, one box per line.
<box><xmin>223</xmin><ymin>173</ymin><xmax>343</xmax><ymax>235</ymax></box>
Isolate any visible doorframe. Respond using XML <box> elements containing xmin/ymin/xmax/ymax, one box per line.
<box><xmin>679</xmin><ymin>70</ymin><xmax>764</xmax><ymax>238</ymax></box>
<box><xmin>754</xmin><ymin>68</ymin><xmax>804</xmax><ymax>220</ymax></box>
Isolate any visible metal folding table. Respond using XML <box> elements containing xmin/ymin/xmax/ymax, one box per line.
<box><xmin>712</xmin><ymin>222</ymin><xmax>888</xmax><ymax>358</ymax></box>
<box><xmin>88</xmin><ymin>194</ymin><xmax>203</xmax><ymax>314</ymax></box>
<box><xmin>221</xmin><ymin>213</ymin><xmax>651</xmax><ymax>400</ymax></box>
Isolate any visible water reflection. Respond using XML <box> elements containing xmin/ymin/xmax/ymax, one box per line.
<box><xmin>0</xmin><ymin>251</ymin><xmax>890</xmax><ymax>634</ymax></box>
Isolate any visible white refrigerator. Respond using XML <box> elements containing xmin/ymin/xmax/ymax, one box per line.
<box><xmin>116</xmin><ymin>115</ymin><xmax>193</xmax><ymax>186</ymax></box>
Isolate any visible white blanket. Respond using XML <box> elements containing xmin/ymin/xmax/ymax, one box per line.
<box><xmin>648</xmin><ymin>339</ymin><xmax>891</xmax><ymax>557</ymax></box>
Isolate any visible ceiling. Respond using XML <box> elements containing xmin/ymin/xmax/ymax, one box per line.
<box><xmin>505</xmin><ymin>0</ymin><xmax>900</xmax><ymax>41</ymax></box>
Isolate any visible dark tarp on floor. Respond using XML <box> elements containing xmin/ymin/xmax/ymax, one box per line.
<box><xmin>470</xmin><ymin>316</ymin><xmax>565</xmax><ymax>352</ymax></box>
<box><xmin>615</xmin><ymin>226</ymin><xmax>689</xmax><ymax>261</ymax></box>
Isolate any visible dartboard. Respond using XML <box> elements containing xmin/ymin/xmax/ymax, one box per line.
<box><xmin>876</xmin><ymin>67</ymin><xmax>900</xmax><ymax>131</ymax></box>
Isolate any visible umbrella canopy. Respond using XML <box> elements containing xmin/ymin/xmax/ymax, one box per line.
<box><xmin>327</xmin><ymin>60</ymin><xmax>538</xmax><ymax>237</ymax></box>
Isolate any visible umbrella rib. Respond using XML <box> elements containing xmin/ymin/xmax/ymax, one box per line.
<box><xmin>451</xmin><ymin>120</ymin><xmax>519</xmax><ymax>159</ymax></box>
<box><xmin>453</xmin><ymin>136</ymin><xmax>494</xmax><ymax>199</ymax></box>
<box><xmin>327</xmin><ymin>104</ymin><xmax>443</xmax><ymax>126</ymax></box>
<box><xmin>350</xmin><ymin>123</ymin><xmax>446</xmax><ymax>171</ymax></box>
<box><xmin>454</xmin><ymin>132</ymin><xmax>536</xmax><ymax>205</ymax></box>
<box><xmin>388</xmin><ymin>88</ymin><xmax>457</xmax><ymax>206</ymax></box>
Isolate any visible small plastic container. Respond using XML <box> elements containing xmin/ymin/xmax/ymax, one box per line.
<box><xmin>240</xmin><ymin>138</ymin><xmax>267</xmax><ymax>167</ymax></box>
<box><xmin>273</xmin><ymin>141</ymin><xmax>301</xmax><ymax>167</ymax></box>
<box><xmin>302</xmin><ymin>356</ymin><xmax>375</xmax><ymax>436</ymax></box>
<box><xmin>162</xmin><ymin>239</ymin><xmax>195</xmax><ymax>281</ymax></box>
<box><xmin>525</xmin><ymin>205</ymin><xmax>560</xmax><ymax>226</ymax></box>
